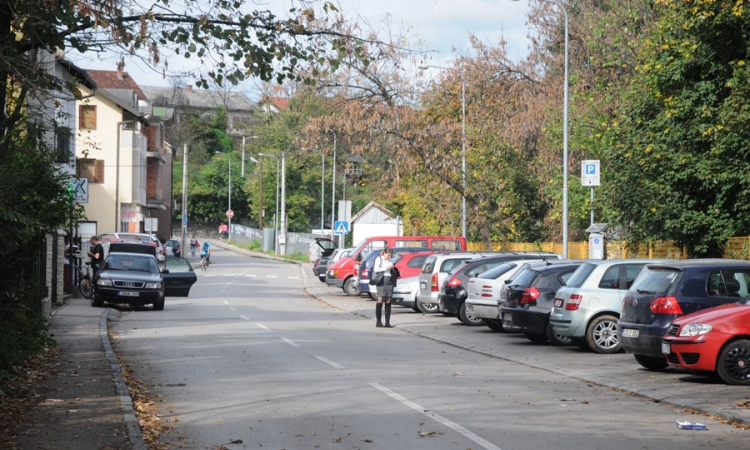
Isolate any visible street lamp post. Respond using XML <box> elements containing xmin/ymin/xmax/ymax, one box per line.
<box><xmin>512</xmin><ymin>0</ymin><xmax>569</xmax><ymax>257</ymax></box>
<box><xmin>327</xmin><ymin>128</ymin><xmax>336</xmax><ymax>238</ymax></box>
<box><xmin>241</xmin><ymin>135</ymin><xmax>259</xmax><ymax>178</ymax></box>
<box><xmin>258</xmin><ymin>153</ymin><xmax>280</xmax><ymax>255</ymax></box>
<box><xmin>228</xmin><ymin>152</ymin><xmax>232</xmax><ymax>240</ymax></box>
<box><xmin>419</xmin><ymin>65</ymin><xmax>467</xmax><ymax>239</ymax></box>
<box><xmin>308</xmin><ymin>149</ymin><xmax>325</xmax><ymax>235</ymax></box>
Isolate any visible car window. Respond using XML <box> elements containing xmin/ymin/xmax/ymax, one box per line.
<box><xmin>407</xmin><ymin>255</ymin><xmax>429</xmax><ymax>269</ymax></box>
<box><xmin>598</xmin><ymin>265</ymin><xmax>621</xmax><ymax>289</ymax></box>
<box><xmin>535</xmin><ymin>270</ymin><xmax>567</xmax><ymax>290</ymax></box>
<box><xmin>431</xmin><ymin>240</ymin><xmax>462</xmax><ymax>250</ymax></box>
<box><xmin>422</xmin><ymin>256</ymin><xmax>437</xmax><ymax>274</ymax></box>
<box><xmin>444</xmin><ymin>258</ymin><xmax>471</xmax><ymax>274</ymax></box>
<box><xmin>105</xmin><ymin>255</ymin><xmax>157</xmax><ymax>273</ymax></box>
<box><xmin>390</xmin><ymin>254</ymin><xmax>404</xmax><ymax>264</ymax></box>
<box><xmin>395</xmin><ymin>240</ymin><xmax>428</xmax><ymax>248</ymax></box>
<box><xmin>565</xmin><ymin>263</ymin><xmax>596</xmax><ymax>288</ymax></box>
<box><xmin>630</xmin><ymin>268</ymin><xmax>681</xmax><ymax>294</ymax></box>
<box><xmin>164</xmin><ymin>257</ymin><xmax>193</xmax><ymax>273</ymax></box>
<box><xmin>509</xmin><ymin>269</ymin><xmax>539</xmax><ymax>287</ymax></box>
<box><xmin>625</xmin><ymin>264</ymin><xmax>646</xmax><ymax>289</ymax></box>
<box><xmin>707</xmin><ymin>269</ymin><xmax>750</xmax><ymax>298</ymax></box>
<box><xmin>478</xmin><ymin>262</ymin><xmax>517</xmax><ymax>279</ymax></box>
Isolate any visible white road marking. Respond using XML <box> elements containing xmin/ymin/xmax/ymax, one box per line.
<box><xmin>223</xmin><ymin>300</ymin><xmax>229</xmax><ymax>305</ymax></box>
<box><xmin>370</xmin><ymin>383</ymin><xmax>503</xmax><ymax>450</ymax></box>
<box><xmin>256</xmin><ymin>323</ymin><xmax>270</xmax><ymax>330</ymax></box>
<box><xmin>229</xmin><ymin>307</ymin><xmax>236</xmax><ymax>312</ymax></box>
<box><xmin>287</xmin><ymin>276</ymin><xmax>300</xmax><ymax>279</ymax></box>
<box><xmin>239</xmin><ymin>315</ymin><xmax>250</xmax><ymax>321</ymax></box>
<box><xmin>315</xmin><ymin>356</ymin><xmax>344</xmax><ymax>369</ymax></box>
<box><xmin>267</xmin><ymin>275</ymin><xmax>278</xmax><ymax>278</ymax></box>
<box><xmin>281</xmin><ymin>337</ymin><xmax>300</xmax><ymax>347</ymax></box>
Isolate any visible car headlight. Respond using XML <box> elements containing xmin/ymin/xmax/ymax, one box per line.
<box><xmin>97</xmin><ymin>279</ymin><xmax>113</xmax><ymax>287</ymax></box>
<box><xmin>145</xmin><ymin>282</ymin><xmax>162</xmax><ymax>289</ymax></box>
<box><xmin>678</xmin><ymin>323</ymin><xmax>713</xmax><ymax>337</ymax></box>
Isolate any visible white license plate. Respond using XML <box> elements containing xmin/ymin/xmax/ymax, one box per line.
<box><xmin>118</xmin><ymin>290</ymin><xmax>139</xmax><ymax>297</ymax></box>
<box><xmin>662</xmin><ymin>342</ymin><xmax>671</xmax><ymax>354</ymax></box>
<box><xmin>622</xmin><ymin>328</ymin><xmax>639</xmax><ymax>338</ymax></box>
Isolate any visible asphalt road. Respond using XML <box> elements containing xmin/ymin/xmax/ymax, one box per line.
<box><xmin>111</xmin><ymin>247</ymin><xmax>749</xmax><ymax>450</ymax></box>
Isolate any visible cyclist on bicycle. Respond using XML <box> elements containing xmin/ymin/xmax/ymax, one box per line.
<box><xmin>200</xmin><ymin>241</ymin><xmax>211</xmax><ymax>265</ymax></box>
<box><xmin>87</xmin><ymin>235</ymin><xmax>103</xmax><ymax>279</ymax></box>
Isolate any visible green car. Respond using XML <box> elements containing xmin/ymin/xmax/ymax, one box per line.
<box><xmin>549</xmin><ymin>259</ymin><xmax>667</xmax><ymax>354</ymax></box>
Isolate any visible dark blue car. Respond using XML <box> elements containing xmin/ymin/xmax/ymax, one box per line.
<box><xmin>357</xmin><ymin>247</ymin><xmax>432</xmax><ymax>296</ymax></box>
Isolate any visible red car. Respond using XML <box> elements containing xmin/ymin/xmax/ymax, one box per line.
<box><xmin>662</xmin><ymin>300</ymin><xmax>750</xmax><ymax>385</ymax></box>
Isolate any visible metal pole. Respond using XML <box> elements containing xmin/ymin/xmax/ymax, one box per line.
<box><xmin>321</xmin><ymin>153</ymin><xmax>325</xmax><ymax>235</ymax></box>
<box><xmin>275</xmin><ymin>158</ymin><xmax>279</xmax><ymax>255</ymax></box>
<box><xmin>461</xmin><ymin>80</ymin><xmax>467</xmax><ymax>239</ymax></box>
<box><xmin>330</xmin><ymin>130</ymin><xmax>336</xmax><ymax>237</ymax></box>
<box><xmin>590</xmin><ymin>187</ymin><xmax>594</xmax><ymax>226</ymax></box>
<box><xmin>241</xmin><ymin>136</ymin><xmax>245</xmax><ymax>178</ymax></box>
<box><xmin>181</xmin><ymin>144</ymin><xmax>188</xmax><ymax>255</ymax></box>
<box><xmin>280</xmin><ymin>152</ymin><xmax>286</xmax><ymax>255</ymax></box>
<box><xmin>259</xmin><ymin>159</ymin><xmax>263</xmax><ymax>230</ymax></box>
<box><xmin>228</xmin><ymin>153</ymin><xmax>232</xmax><ymax>241</ymax></box>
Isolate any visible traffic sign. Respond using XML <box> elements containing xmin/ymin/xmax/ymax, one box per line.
<box><xmin>581</xmin><ymin>160</ymin><xmax>601</xmax><ymax>186</ymax></box>
<box><xmin>226</xmin><ymin>209</ymin><xmax>234</xmax><ymax>218</ymax></box>
<box><xmin>334</xmin><ymin>221</ymin><xmax>349</xmax><ymax>235</ymax></box>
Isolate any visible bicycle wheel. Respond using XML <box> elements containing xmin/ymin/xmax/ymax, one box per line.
<box><xmin>201</xmin><ymin>257</ymin><xmax>207</xmax><ymax>271</ymax></box>
<box><xmin>79</xmin><ymin>275</ymin><xmax>92</xmax><ymax>298</ymax></box>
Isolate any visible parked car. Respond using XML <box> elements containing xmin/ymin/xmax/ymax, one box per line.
<box><xmin>440</xmin><ymin>253</ymin><xmax>563</xmax><ymax>326</ymax></box>
<box><xmin>618</xmin><ymin>259</ymin><xmax>750</xmax><ymax>370</ymax></box>
<box><xmin>662</xmin><ymin>298</ymin><xmax>750</xmax><ymax>385</ymax></box>
<box><xmin>91</xmin><ymin>241</ymin><xmax>197</xmax><ymax>310</ymax></box>
<box><xmin>314</xmin><ymin>247</ymin><xmax>351</xmax><ymax>282</ymax></box>
<box><xmin>164</xmin><ymin>239</ymin><xmax>181</xmax><ymax>257</ymax></box>
<box><xmin>99</xmin><ymin>232</ymin><xmax>166</xmax><ymax>262</ymax></box>
<box><xmin>500</xmin><ymin>262</ymin><xmax>582</xmax><ymax>345</ymax></box>
<box><xmin>326</xmin><ymin>235</ymin><xmax>467</xmax><ymax>296</ymax></box>
<box><xmin>465</xmin><ymin>260</ymin><xmax>546</xmax><ymax>331</ymax></box>
<box><xmin>367</xmin><ymin>251</ymin><xmax>436</xmax><ymax>300</ymax></box>
<box><xmin>389</xmin><ymin>275</ymin><xmax>422</xmax><ymax>311</ymax></box>
<box><xmin>549</xmin><ymin>259</ymin><xmax>664</xmax><ymax>354</ymax></box>
<box><xmin>308</xmin><ymin>237</ymin><xmax>337</xmax><ymax>263</ymax></box>
<box><xmin>358</xmin><ymin>247</ymin><xmax>432</xmax><ymax>295</ymax></box>
<box><xmin>417</xmin><ymin>252</ymin><xmax>489</xmax><ymax>314</ymax></box>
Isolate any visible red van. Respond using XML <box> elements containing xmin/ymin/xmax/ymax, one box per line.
<box><xmin>325</xmin><ymin>235</ymin><xmax>467</xmax><ymax>295</ymax></box>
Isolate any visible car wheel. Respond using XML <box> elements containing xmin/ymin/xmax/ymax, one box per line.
<box><xmin>717</xmin><ymin>339</ymin><xmax>750</xmax><ymax>385</ymax></box>
<box><xmin>459</xmin><ymin>302</ymin><xmax>485</xmax><ymax>326</ymax></box>
<box><xmin>343</xmin><ymin>277</ymin><xmax>360</xmax><ymax>296</ymax></box>
<box><xmin>585</xmin><ymin>314</ymin><xmax>621</xmax><ymax>354</ymax></box>
<box><xmin>524</xmin><ymin>332</ymin><xmax>548</xmax><ymax>344</ymax></box>
<box><xmin>411</xmin><ymin>305</ymin><xmax>421</xmax><ymax>312</ymax></box>
<box><xmin>153</xmin><ymin>296</ymin><xmax>165</xmax><ymax>311</ymax></box>
<box><xmin>633</xmin><ymin>354</ymin><xmax>669</xmax><ymax>371</ymax></box>
<box><xmin>417</xmin><ymin>301</ymin><xmax>439</xmax><ymax>314</ymax></box>
<box><xmin>546</xmin><ymin>323</ymin><xmax>572</xmax><ymax>346</ymax></box>
<box><xmin>91</xmin><ymin>292</ymin><xmax>103</xmax><ymax>307</ymax></box>
<box><xmin>485</xmin><ymin>320</ymin><xmax>504</xmax><ymax>332</ymax></box>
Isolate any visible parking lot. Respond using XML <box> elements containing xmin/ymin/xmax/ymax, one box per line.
<box><xmin>302</xmin><ymin>262</ymin><xmax>750</xmax><ymax>427</ymax></box>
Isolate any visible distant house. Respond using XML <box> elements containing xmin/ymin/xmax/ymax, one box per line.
<box><xmin>259</xmin><ymin>96</ymin><xmax>290</xmax><ymax>114</ymax></box>
<box><xmin>140</xmin><ymin>85</ymin><xmax>257</xmax><ymax>136</ymax></box>
<box><xmin>350</xmin><ymin>201</ymin><xmax>402</xmax><ymax>246</ymax></box>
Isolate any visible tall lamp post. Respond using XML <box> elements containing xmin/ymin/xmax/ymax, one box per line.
<box><xmin>327</xmin><ymin>128</ymin><xmax>336</xmax><ymax>237</ymax></box>
<box><xmin>216</xmin><ymin>151</ymin><xmax>234</xmax><ymax>241</ymax></box>
<box><xmin>307</xmin><ymin>149</ymin><xmax>325</xmax><ymax>234</ymax></box>
<box><xmin>512</xmin><ymin>0</ymin><xmax>569</xmax><ymax>257</ymax></box>
<box><xmin>419</xmin><ymin>65</ymin><xmax>467</xmax><ymax>239</ymax></box>
<box><xmin>258</xmin><ymin>153</ymin><xmax>280</xmax><ymax>255</ymax></box>
<box><xmin>241</xmin><ymin>135</ymin><xmax>259</xmax><ymax>178</ymax></box>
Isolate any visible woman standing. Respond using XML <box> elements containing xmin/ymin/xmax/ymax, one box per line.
<box><xmin>373</xmin><ymin>247</ymin><xmax>395</xmax><ymax>328</ymax></box>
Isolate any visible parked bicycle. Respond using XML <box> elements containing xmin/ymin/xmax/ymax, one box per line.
<box><xmin>72</xmin><ymin>259</ymin><xmax>93</xmax><ymax>298</ymax></box>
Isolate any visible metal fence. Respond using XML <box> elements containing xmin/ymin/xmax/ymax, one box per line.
<box><xmin>230</xmin><ymin>224</ymin><xmax>317</xmax><ymax>255</ymax></box>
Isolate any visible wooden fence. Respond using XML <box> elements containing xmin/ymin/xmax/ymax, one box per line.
<box><xmin>467</xmin><ymin>237</ymin><xmax>750</xmax><ymax>260</ymax></box>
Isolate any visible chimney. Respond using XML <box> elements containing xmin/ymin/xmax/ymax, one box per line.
<box><xmin>117</xmin><ymin>68</ymin><xmax>124</xmax><ymax>80</ymax></box>
<box><xmin>186</xmin><ymin>85</ymin><xmax>192</xmax><ymax>92</ymax></box>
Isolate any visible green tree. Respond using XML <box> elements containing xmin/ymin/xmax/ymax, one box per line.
<box><xmin>606</xmin><ymin>0</ymin><xmax>750</xmax><ymax>256</ymax></box>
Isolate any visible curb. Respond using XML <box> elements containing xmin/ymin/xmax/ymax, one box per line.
<box><xmin>100</xmin><ymin>309</ymin><xmax>147</xmax><ymax>450</ymax></box>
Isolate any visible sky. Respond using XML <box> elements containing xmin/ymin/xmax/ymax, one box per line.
<box><xmin>69</xmin><ymin>0</ymin><xmax>534</xmax><ymax>96</ymax></box>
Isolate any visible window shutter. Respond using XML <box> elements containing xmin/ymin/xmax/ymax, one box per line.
<box><xmin>79</xmin><ymin>105</ymin><xmax>97</xmax><ymax>129</ymax></box>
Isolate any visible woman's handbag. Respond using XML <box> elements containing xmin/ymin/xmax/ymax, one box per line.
<box><xmin>369</xmin><ymin>271</ymin><xmax>384</xmax><ymax>286</ymax></box>
<box><xmin>391</xmin><ymin>267</ymin><xmax>401</xmax><ymax>280</ymax></box>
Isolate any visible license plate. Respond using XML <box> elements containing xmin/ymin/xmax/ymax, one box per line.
<box><xmin>554</xmin><ymin>298</ymin><xmax>563</xmax><ymax>308</ymax></box>
<box><xmin>118</xmin><ymin>290</ymin><xmax>139</xmax><ymax>297</ymax></box>
<box><xmin>662</xmin><ymin>342</ymin><xmax>671</xmax><ymax>354</ymax></box>
<box><xmin>502</xmin><ymin>312</ymin><xmax>513</xmax><ymax>325</ymax></box>
<box><xmin>622</xmin><ymin>328</ymin><xmax>639</xmax><ymax>338</ymax></box>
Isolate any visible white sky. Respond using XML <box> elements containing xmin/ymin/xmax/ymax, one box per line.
<box><xmin>69</xmin><ymin>0</ymin><xmax>533</xmax><ymax>97</ymax></box>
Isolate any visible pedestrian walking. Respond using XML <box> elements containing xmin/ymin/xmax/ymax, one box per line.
<box><xmin>190</xmin><ymin>235</ymin><xmax>198</xmax><ymax>257</ymax></box>
<box><xmin>372</xmin><ymin>247</ymin><xmax>396</xmax><ymax>328</ymax></box>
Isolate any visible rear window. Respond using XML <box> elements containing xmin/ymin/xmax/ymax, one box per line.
<box><xmin>625</xmin><ymin>264</ymin><xmax>646</xmax><ymax>289</ymax></box>
<box><xmin>431</xmin><ymin>240</ymin><xmax>462</xmax><ymax>250</ymax></box>
<box><xmin>394</xmin><ymin>240</ymin><xmax>428</xmax><ymax>248</ymax></box>
<box><xmin>441</xmin><ymin>257</ymin><xmax>472</xmax><ymax>273</ymax></box>
<box><xmin>407</xmin><ymin>255</ymin><xmax>429</xmax><ymax>269</ymax></box>
<box><xmin>509</xmin><ymin>269</ymin><xmax>539</xmax><ymax>287</ymax></box>
<box><xmin>422</xmin><ymin>256</ymin><xmax>438</xmax><ymax>274</ymax></box>
<box><xmin>630</xmin><ymin>268</ymin><xmax>681</xmax><ymax>294</ymax></box>
<box><xmin>565</xmin><ymin>263</ymin><xmax>597</xmax><ymax>288</ymax></box>
<box><xmin>477</xmin><ymin>262</ymin><xmax>517</xmax><ymax>279</ymax></box>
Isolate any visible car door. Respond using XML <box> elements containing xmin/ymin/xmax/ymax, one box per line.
<box><xmin>162</xmin><ymin>257</ymin><xmax>198</xmax><ymax>297</ymax></box>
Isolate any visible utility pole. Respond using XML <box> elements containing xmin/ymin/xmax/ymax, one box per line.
<box><xmin>259</xmin><ymin>158</ymin><xmax>263</xmax><ymax>230</ymax></box>
<box><xmin>280</xmin><ymin>152</ymin><xmax>286</xmax><ymax>255</ymax></box>
<box><xmin>181</xmin><ymin>144</ymin><xmax>188</xmax><ymax>255</ymax></box>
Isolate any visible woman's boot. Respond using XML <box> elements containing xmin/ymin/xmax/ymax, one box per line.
<box><xmin>375</xmin><ymin>303</ymin><xmax>383</xmax><ymax>327</ymax></box>
<box><xmin>384</xmin><ymin>303</ymin><xmax>393</xmax><ymax>328</ymax></box>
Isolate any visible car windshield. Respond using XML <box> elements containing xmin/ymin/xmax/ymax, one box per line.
<box><xmin>565</xmin><ymin>263</ymin><xmax>598</xmax><ymax>288</ymax></box>
<box><xmin>104</xmin><ymin>255</ymin><xmax>158</xmax><ymax>273</ymax></box>
<box><xmin>630</xmin><ymin>267</ymin><xmax>681</xmax><ymax>294</ymax></box>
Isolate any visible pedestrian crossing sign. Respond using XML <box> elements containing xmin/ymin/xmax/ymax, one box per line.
<box><xmin>334</xmin><ymin>221</ymin><xmax>349</xmax><ymax>235</ymax></box>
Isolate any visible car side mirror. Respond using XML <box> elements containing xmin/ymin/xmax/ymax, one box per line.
<box><xmin>161</xmin><ymin>269</ymin><xmax>170</xmax><ymax>274</ymax></box>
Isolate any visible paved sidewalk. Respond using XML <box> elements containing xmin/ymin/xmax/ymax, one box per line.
<box><xmin>11</xmin><ymin>299</ymin><xmax>145</xmax><ymax>450</ymax></box>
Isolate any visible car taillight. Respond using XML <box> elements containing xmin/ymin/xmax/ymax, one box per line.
<box><xmin>431</xmin><ymin>273</ymin><xmax>439</xmax><ymax>292</ymax></box>
<box><xmin>482</xmin><ymin>284</ymin><xmax>493</xmax><ymax>298</ymax></box>
<box><xmin>447</xmin><ymin>276</ymin><xmax>461</xmax><ymax>288</ymax></box>
<box><xmin>362</xmin><ymin>268</ymin><xmax>369</xmax><ymax>277</ymax></box>
<box><xmin>650</xmin><ymin>296</ymin><xmax>683</xmax><ymax>314</ymax></box>
<box><xmin>565</xmin><ymin>294</ymin><xmax>583</xmax><ymax>311</ymax></box>
<box><xmin>520</xmin><ymin>287</ymin><xmax>540</xmax><ymax>305</ymax></box>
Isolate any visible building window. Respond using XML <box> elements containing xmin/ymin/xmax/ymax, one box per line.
<box><xmin>76</xmin><ymin>158</ymin><xmax>104</xmax><ymax>183</ymax></box>
<box><xmin>55</xmin><ymin>128</ymin><xmax>72</xmax><ymax>164</ymax></box>
<box><xmin>79</xmin><ymin>105</ymin><xmax>97</xmax><ymax>129</ymax></box>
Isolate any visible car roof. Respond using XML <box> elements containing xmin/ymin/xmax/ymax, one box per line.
<box><xmin>645</xmin><ymin>259</ymin><xmax>750</xmax><ymax>270</ymax></box>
